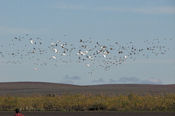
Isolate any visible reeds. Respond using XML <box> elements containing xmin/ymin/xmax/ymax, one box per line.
<box><xmin>0</xmin><ymin>94</ymin><xmax>175</xmax><ymax>112</ymax></box>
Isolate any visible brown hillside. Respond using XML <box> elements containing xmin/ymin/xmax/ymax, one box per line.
<box><xmin>0</xmin><ymin>82</ymin><xmax>175</xmax><ymax>96</ymax></box>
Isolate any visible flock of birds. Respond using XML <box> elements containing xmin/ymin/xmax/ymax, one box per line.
<box><xmin>0</xmin><ymin>34</ymin><xmax>172</xmax><ymax>72</ymax></box>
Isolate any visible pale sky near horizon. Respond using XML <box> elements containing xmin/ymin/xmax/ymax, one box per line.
<box><xmin>0</xmin><ymin>0</ymin><xmax>175</xmax><ymax>85</ymax></box>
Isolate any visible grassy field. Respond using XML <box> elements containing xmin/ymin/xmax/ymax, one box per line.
<box><xmin>0</xmin><ymin>94</ymin><xmax>175</xmax><ymax>112</ymax></box>
<box><xmin>0</xmin><ymin>82</ymin><xmax>175</xmax><ymax>112</ymax></box>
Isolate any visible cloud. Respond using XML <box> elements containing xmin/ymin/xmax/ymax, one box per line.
<box><xmin>109</xmin><ymin>78</ymin><xmax>117</xmax><ymax>83</ymax></box>
<box><xmin>55</xmin><ymin>3</ymin><xmax>175</xmax><ymax>15</ymax></box>
<box><xmin>60</xmin><ymin>80</ymin><xmax>74</xmax><ymax>85</ymax></box>
<box><xmin>60</xmin><ymin>75</ymin><xmax>81</xmax><ymax>85</ymax></box>
<box><xmin>109</xmin><ymin>77</ymin><xmax>162</xmax><ymax>84</ymax></box>
<box><xmin>92</xmin><ymin>78</ymin><xmax>105</xmax><ymax>84</ymax></box>
<box><xmin>65</xmin><ymin>75</ymin><xmax>81</xmax><ymax>80</ymax></box>
<box><xmin>118</xmin><ymin>77</ymin><xmax>140</xmax><ymax>83</ymax></box>
<box><xmin>99</xmin><ymin>6</ymin><xmax>175</xmax><ymax>14</ymax></box>
<box><xmin>141</xmin><ymin>78</ymin><xmax>162</xmax><ymax>84</ymax></box>
<box><xmin>136</xmin><ymin>7</ymin><xmax>175</xmax><ymax>14</ymax></box>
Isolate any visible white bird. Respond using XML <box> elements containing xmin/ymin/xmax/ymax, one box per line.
<box><xmin>88</xmin><ymin>56</ymin><xmax>93</xmax><ymax>59</ymax></box>
<box><xmin>85</xmin><ymin>50</ymin><xmax>88</xmax><ymax>54</ymax></box>
<box><xmin>51</xmin><ymin>42</ymin><xmax>56</xmax><ymax>46</ymax></box>
<box><xmin>62</xmin><ymin>53</ymin><xmax>66</xmax><ymax>56</ymax></box>
<box><xmin>30</xmin><ymin>40</ymin><xmax>34</xmax><ymax>44</ymax></box>
<box><xmin>34</xmin><ymin>67</ymin><xmax>38</xmax><ymax>71</ymax></box>
<box><xmin>86</xmin><ymin>64</ymin><xmax>90</xmax><ymax>67</ymax></box>
<box><xmin>52</xmin><ymin>56</ymin><xmax>56</xmax><ymax>59</ymax></box>
<box><xmin>124</xmin><ymin>55</ymin><xmax>128</xmax><ymax>59</ymax></box>
<box><xmin>103</xmin><ymin>54</ymin><xmax>106</xmax><ymax>58</ymax></box>
<box><xmin>53</xmin><ymin>48</ymin><xmax>58</xmax><ymax>53</ymax></box>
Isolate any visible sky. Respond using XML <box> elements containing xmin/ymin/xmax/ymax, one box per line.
<box><xmin>0</xmin><ymin>0</ymin><xmax>175</xmax><ymax>85</ymax></box>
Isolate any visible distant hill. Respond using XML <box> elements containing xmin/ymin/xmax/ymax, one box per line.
<box><xmin>0</xmin><ymin>82</ymin><xmax>175</xmax><ymax>96</ymax></box>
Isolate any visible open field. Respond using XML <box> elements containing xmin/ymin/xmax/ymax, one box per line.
<box><xmin>0</xmin><ymin>93</ymin><xmax>175</xmax><ymax>112</ymax></box>
<box><xmin>0</xmin><ymin>82</ymin><xmax>175</xmax><ymax>96</ymax></box>
<box><xmin>0</xmin><ymin>112</ymin><xmax>175</xmax><ymax>116</ymax></box>
<box><xmin>0</xmin><ymin>82</ymin><xmax>175</xmax><ymax>112</ymax></box>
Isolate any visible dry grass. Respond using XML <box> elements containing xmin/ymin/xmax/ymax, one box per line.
<box><xmin>0</xmin><ymin>94</ymin><xmax>175</xmax><ymax>112</ymax></box>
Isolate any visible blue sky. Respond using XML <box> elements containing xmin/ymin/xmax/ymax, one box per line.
<box><xmin>0</xmin><ymin>0</ymin><xmax>175</xmax><ymax>85</ymax></box>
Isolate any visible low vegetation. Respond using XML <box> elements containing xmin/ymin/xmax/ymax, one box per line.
<box><xmin>0</xmin><ymin>94</ymin><xmax>175</xmax><ymax>112</ymax></box>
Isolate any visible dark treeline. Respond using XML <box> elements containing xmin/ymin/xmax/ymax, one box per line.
<box><xmin>0</xmin><ymin>94</ymin><xmax>175</xmax><ymax>112</ymax></box>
